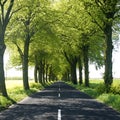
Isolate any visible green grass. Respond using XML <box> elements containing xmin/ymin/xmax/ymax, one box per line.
<box><xmin>67</xmin><ymin>79</ymin><xmax>120</xmax><ymax>112</ymax></box>
<box><xmin>5</xmin><ymin>77</ymin><xmax>23</xmax><ymax>80</ymax></box>
<box><xmin>0</xmin><ymin>80</ymin><xmax>50</xmax><ymax>111</ymax></box>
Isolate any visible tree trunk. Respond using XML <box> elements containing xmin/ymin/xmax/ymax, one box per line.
<box><xmin>38</xmin><ymin>60</ymin><xmax>43</xmax><ymax>83</ymax></box>
<box><xmin>0</xmin><ymin>0</ymin><xmax>14</xmax><ymax>97</ymax></box>
<box><xmin>22</xmin><ymin>34</ymin><xmax>30</xmax><ymax>90</ymax></box>
<box><xmin>83</xmin><ymin>45</ymin><xmax>89</xmax><ymax>87</ymax></box>
<box><xmin>62</xmin><ymin>69</ymin><xmax>71</xmax><ymax>81</ymax></box>
<box><xmin>42</xmin><ymin>59</ymin><xmax>45</xmax><ymax>84</ymax></box>
<box><xmin>78</xmin><ymin>57</ymin><xmax>83</xmax><ymax>85</ymax></box>
<box><xmin>49</xmin><ymin>65</ymin><xmax>52</xmax><ymax>81</ymax></box>
<box><xmin>45</xmin><ymin>64</ymin><xmax>49</xmax><ymax>83</ymax></box>
<box><xmin>104</xmin><ymin>24</ymin><xmax>113</xmax><ymax>89</ymax></box>
<box><xmin>0</xmin><ymin>43</ymin><xmax>8</xmax><ymax>97</ymax></box>
<box><xmin>0</xmin><ymin>29</ymin><xmax>8</xmax><ymax>97</ymax></box>
<box><xmin>67</xmin><ymin>69</ymin><xmax>70</xmax><ymax>81</ymax></box>
<box><xmin>34</xmin><ymin>64</ymin><xmax>38</xmax><ymax>83</ymax></box>
<box><xmin>70</xmin><ymin>58</ymin><xmax>77</xmax><ymax>84</ymax></box>
<box><xmin>34</xmin><ymin>55</ymin><xmax>38</xmax><ymax>83</ymax></box>
<box><xmin>22</xmin><ymin>56</ymin><xmax>29</xmax><ymax>90</ymax></box>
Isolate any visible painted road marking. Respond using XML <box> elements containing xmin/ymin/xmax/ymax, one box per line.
<box><xmin>59</xmin><ymin>84</ymin><xmax>60</xmax><ymax>91</ymax></box>
<box><xmin>58</xmin><ymin>109</ymin><xmax>61</xmax><ymax>120</ymax></box>
<box><xmin>58</xmin><ymin>93</ymin><xmax>61</xmax><ymax>97</ymax></box>
<box><xmin>59</xmin><ymin>87</ymin><xmax>61</xmax><ymax>91</ymax></box>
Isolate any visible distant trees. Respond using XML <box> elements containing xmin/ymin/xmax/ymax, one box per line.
<box><xmin>52</xmin><ymin>0</ymin><xmax>105</xmax><ymax>86</ymax></box>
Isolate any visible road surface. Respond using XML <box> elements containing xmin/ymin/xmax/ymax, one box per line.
<box><xmin>0</xmin><ymin>81</ymin><xmax>120</xmax><ymax>120</ymax></box>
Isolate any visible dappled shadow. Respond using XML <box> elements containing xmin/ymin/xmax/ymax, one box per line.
<box><xmin>59</xmin><ymin>98</ymin><xmax>120</xmax><ymax>120</ymax></box>
<box><xmin>0</xmin><ymin>96</ymin><xmax>17</xmax><ymax>111</ymax></box>
<box><xmin>1</xmin><ymin>81</ymin><xmax>120</xmax><ymax>120</ymax></box>
<box><xmin>0</xmin><ymin>103</ymin><xmax>58</xmax><ymax>120</ymax></box>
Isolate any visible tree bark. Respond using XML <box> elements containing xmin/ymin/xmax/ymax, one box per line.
<box><xmin>104</xmin><ymin>24</ymin><xmax>113</xmax><ymax>87</ymax></box>
<box><xmin>0</xmin><ymin>43</ymin><xmax>8</xmax><ymax>97</ymax></box>
<box><xmin>63</xmin><ymin>51</ymin><xmax>78</xmax><ymax>84</ymax></box>
<box><xmin>0</xmin><ymin>21</ymin><xmax>8</xmax><ymax>97</ymax></box>
<box><xmin>42</xmin><ymin>59</ymin><xmax>45</xmax><ymax>83</ymax></box>
<box><xmin>0</xmin><ymin>0</ymin><xmax>14</xmax><ymax>97</ymax></box>
<box><xmin>34</xmin><ymin>55</ymin><xmax>38</xmax><ymax>83</ymax></box>
<box><xmin>78</xmin><ymin>57</ymin><xmax>83</xmax><ymax>85</ymax></box>
<box><xmin>93</xmin><ymin>0</ymin><xmax>117</xmax><ymax>91</ymax></box>
<box><xmin>22</xmin><ymin>33</ymin><xmax>30</xmax><ymax>90</ymax></box>
<box><xmin>83</xmin><ymin>45</ymin><xmax>89</xmax><ymax>87</ymax></box>
<box><xmin>38</xmin><ymin>60</ymin><xmax>43</xmax><ymax>83</ymax></box>
<box><xmin>34</xmin><ymin>64</ymin><xmax>38</xmax><ymax>83</ymax></box>
<box><xmin>49</xmin><ymin>65</ymin><xmax>52</xmax><ymax>81</ymax></box>
<box><xmin>70</xmin><ymin>61</ymin><xmax>77</xmax><ymax>84</ymax></box>
<box><xmin>45</xmin><ymin>64</ymin><xmax>49</xmax><ymax>82</ymax></box>
<box><xmin>62</xmin><ymin>69</ymin><xmax>70</xmax><ymax>81</ymax></box>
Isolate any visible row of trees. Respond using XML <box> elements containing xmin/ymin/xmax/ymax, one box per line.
<box><xmin>0</xmin><ymin>0</ymin><xmax>120</xmax><ymax>97</ymax></box>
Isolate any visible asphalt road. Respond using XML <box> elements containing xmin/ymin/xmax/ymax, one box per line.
<box><xmin>0</xmin><ymin>81</ymin><xmax>120</xmax><ymax>120</ymax></box>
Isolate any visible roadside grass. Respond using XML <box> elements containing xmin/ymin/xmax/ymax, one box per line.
<box><xmin>0</xmin><ymin>80</ymin><xmax>50</xmax><ymax>111</ymax></box>
<box><xmin>67</xmin><ymin>79</ymin><xmax>120</xmax><ymax>112</ymax></box>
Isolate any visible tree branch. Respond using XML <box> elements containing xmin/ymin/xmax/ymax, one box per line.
<box><xmin>4</xmin><ymin>0</ymin><xmax>14</xmax><ymax>28</ymax></box>
<box><xmin>95</xmin><ymin>0</ymin><xmax>106</xmax><ymax>15</ymax></box>
<box><xmin>9</xmin><ymin>7</ymin><xmax>22</xmax><ymax>20</ymax></box>
<box><xmin>0</xmin><ymin>3</ymin><xmax>4</xmax><ymax>25</ymax></box>
<box><xmin>62</xmin><ymin>50</ymin><xmax>72</xmax><ymax>64</ymax></box>
<box><xmin>3</xmin><ymin>0</ymin><xmax>7</xmax><ymax>5</ymax></box>
<box><xmin>13</xmin><ymin>42</ymin><xmax>24</xmax><ymax>59</ymax></box>
<box><xmin>87</xmin><ymin>11</ymin><xmax>103</xmax><ymax>32</ymax></box>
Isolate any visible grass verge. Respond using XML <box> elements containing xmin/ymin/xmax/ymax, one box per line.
<box><xmin>67</xmin><ymin>79</ymin><xmax>120</xmax><ymax>112</ymax></box>
<box><xmin>0</xmin><ymin>80</ymin><xmax>51</xmax><ymax>111</ymax></box>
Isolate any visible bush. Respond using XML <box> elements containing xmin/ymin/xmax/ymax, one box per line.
<box><xmin>110</xmin><ymin>84</ymin><xmax>120</xmax><ymax>95</ymax></box>
<box><xmin>96</xmin><ymin>83</ymin><xmax>106</xmax><ymax>94</ymax></box>
<box><xmin>98</xmin><ymin>93</ymin><xmax>120</xmax><ymax>111</ymax></box>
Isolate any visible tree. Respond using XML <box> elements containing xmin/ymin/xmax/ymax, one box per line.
<box><xmin>7</xmin><ymin>0</ymin><xmax>52</xmax><ymax>90</ymax></box>
<box><xmin>8</xmin><ymin>1</ymin><xmax>37</xmax><ymax>90</ymax></box>
<box><xmin>29</xmin><ymin>25</ymin><xmax>62</xmax><ymax>83</ymax></box>
<box><xmin>84</xmin><ymin>0</ymin><xmax>120</xmax><ymax>90</ymax></box>
<box><xmin>63</xmin><ymin>50</ymin><xmax>78</xmax><ymax>84</ymax></box>
<box><xmin>0</xmin><ymin>0</ymin><xmax>15</xmax><ymax>97</ymax></box>
<box><xmin>53</xmin><ymin>0</ymin><xmax>104</xmax><ymax>86</ymax></box>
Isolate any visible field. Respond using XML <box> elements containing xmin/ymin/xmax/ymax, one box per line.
<box><xmin>5</xmin><ymin>79</ymin><xmax>33</xmax><ymax>89</ymax></box>
<box><xmin>0</xmin><ymin>80</ymin><xmax>44</xmax><ymax>111</ymax></box>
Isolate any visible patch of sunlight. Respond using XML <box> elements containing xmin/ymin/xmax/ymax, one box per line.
<box><xmin>6</xmin><ymin>80</ymin><xmax>34</xmax><ymax>89</ymax></box>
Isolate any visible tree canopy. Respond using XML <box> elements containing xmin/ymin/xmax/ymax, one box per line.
<box><xmin>0</xmin><ymin>0</ymin><xmax>120</xmax><ymax>96</ymax></box>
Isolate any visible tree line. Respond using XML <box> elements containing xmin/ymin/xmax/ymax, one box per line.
<box><xmin>0</xmin><ymin>0</ymin><xmax>120</xmax><ymax>97</ymax></box>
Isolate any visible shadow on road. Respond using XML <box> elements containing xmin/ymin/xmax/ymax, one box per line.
<box><xmin>0</xmin><ymin>81</ymin><xmax>120</xmax><ymax>120</ymax></box>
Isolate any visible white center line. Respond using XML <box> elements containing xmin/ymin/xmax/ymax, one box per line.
<box><xmin>59</xmin><ymin>87</ymin><xmax>60</xmax><ymax>91</ymax></box>
<box><xmin>58</xmin><ymin>93</ymin><xmax>61</xmax><ymax>97</ymax></box>
<box><xmin>58</xmin><ymin>109</ymin><xmax>61</xmax><ymax>120</ymax></box>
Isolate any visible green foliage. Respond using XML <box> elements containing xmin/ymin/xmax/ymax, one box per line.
<box><xmin>95</xmin><ymin>83</ymin><xmax>106</xmax><ymax>94</ymax></box>
<box><xmin>2</xmin><ymin>0</ymin><xmax>120</xmax><ymax>108</ymax></box>
<box><xmin>110</xmin><ymin>84</ymin><xmax>120</xmax><ymax>95</ymax></box>
<box><xmin>67</xmin><ymin>79</ymin><xmax>120</xmax><ymax>112</ymax></box>
<box><xmin>30</xmin><ymin>83</ymin><xmax>44</xmax><ymax>90</ymax></box>
<box><xmin>98</xmin><ymin>94</ymin><xmax>120</xmax><ymax>111</ymax></box>
<box><xmin>0</xmin><ymin>97</ymin><xmax>12</xmax><ymax>110</ymax></box>
<box><xmin>0</xmin><ymin>81</ymin><xmax>45</xmax><ymax>111</ymax></box>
